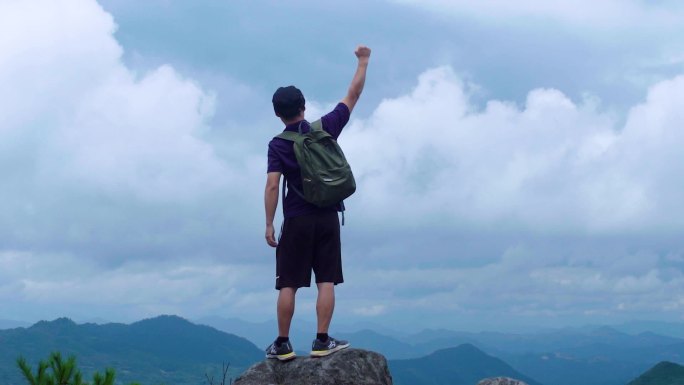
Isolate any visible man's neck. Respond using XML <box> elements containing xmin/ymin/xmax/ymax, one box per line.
<box><xmin>281</xmin><ymin>114</ymin><xmax>305</xmax><ymax>126</ymax></box>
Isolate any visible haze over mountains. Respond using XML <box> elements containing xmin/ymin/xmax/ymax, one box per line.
<box><xmin>1</xmin><ymin>316</ymin><xmax>682</xmax><ymax>385</ymax></box>
<box><xmin>198</xmin><ymin>316</ymin><xmax>684</xmax><ymax>385</ymax></box>
<box><xmin>0</xmin><ymin>319</ymin><xmax>30</xmax><ymax>330</ymax></box>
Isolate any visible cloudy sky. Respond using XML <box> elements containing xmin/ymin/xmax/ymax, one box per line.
<box><xmin>2</xmin><ymin>0</ymin><xmax>684</xmax><ymax>333</ymax></box>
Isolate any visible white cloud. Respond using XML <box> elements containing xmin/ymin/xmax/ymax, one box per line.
<box><xmin>0</xmin><ymin>0</ymin><xmax>231</xmax><ymax>202</ymax></box>
<box><xmin>343</xmin><ymin>66</ymin><xmax>684</xmax><ymax>234</ymax></box>
<box><xmin>353</xmin><ymin>305</ymin><xmax>387</xmax><ymax>317</ymax></box>
<box><xmin>58</xmin><ymin>64</ymin><xmax>227</xmax><ymax>202</ymax></box>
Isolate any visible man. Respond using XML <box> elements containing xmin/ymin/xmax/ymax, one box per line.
<box><xmin>264</xmin><ymin>45</ymin><xmax>371</xmax><ymax>361</ymax></box>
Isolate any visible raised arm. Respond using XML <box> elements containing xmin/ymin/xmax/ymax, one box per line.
<box><xmin>341</xmin><ymin>45</ymin><xmax>371</xmax><ymax>114</ymax></box>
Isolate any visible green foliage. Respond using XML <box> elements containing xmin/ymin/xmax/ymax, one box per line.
<box><xmin>17</xmin><ymin>352</ymin><xmax>123</xmax><ymax>385</ymax></box>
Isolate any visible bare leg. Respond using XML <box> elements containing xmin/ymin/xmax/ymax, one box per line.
<box><xmin>277</xmin><ymin>287</ymin><xmax>297</xmax><ymax>337</ymax></box>
<box><xmin>316</xmin><ymin>282</ymin><xmax>335</xmax><ymax>334</ymax></box>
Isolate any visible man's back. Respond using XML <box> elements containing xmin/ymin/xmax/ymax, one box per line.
<box><xmin>267</xmin><ymin>102</ymin><xmax>351</xmax><ymax>218</ymax></box>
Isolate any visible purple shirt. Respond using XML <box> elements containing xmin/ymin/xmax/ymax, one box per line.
<box><xmin>267</xmin><ymin>103</ymin><xmax>351</xmax><ymax>218</ymax></box>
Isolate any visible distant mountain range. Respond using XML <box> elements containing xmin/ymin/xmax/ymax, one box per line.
<box><xmin>2</xmin><ymin>315</ymin><xmax>683</xmax><ymax>385</ymax></box>
<box><xmin>499</xmin><ymin>328</ymin><xmax>684</xmax><ymax>385</ymax></box>
<box><xmin>205</xmin><ymin>319</ymin><xmax>684</xmax><ymax>385</ymax></box>
<box><xmin>612</xmin><ymin>322</ymin><xmax>684</xmax><ymax>339</ymax></box>
<box><xmin>0</xmin><ymin>315</ymin><xmax>262</xmax><ymax>385</ymax></box>
<box><xmin>198</xmin><ymin>316</ymin><xmax>684</xmax><ymax>385</ymax></box>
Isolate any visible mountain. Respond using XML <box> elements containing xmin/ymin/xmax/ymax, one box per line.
<box><xmin>0</xmin><ymin>315</ymin><xmax>263</xmax><ymax>385</ymax></box>
<box><xmin>389</xmin><ymin>343</ymin><xmax>543</xmax><ymax>385</ymax></box>
<box><xmin>627</xmin><ymin>361</ymin><xmax>684</xmax><ymax>385</ymax></box>
<box><xmin>616</xmin><ymin>321</ymin><xmax>684</xmax><ymax>339</ymax></box>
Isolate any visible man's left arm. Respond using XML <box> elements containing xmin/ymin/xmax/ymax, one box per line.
<box><xmin>322</xmin><ymin>45</ymin><xmax>370</xmax><ymax>139</ymax></box>
<box><xmin>265</xmin><ymin>171</ymin><xmax>281</xmax><ymax>247</ymax></box>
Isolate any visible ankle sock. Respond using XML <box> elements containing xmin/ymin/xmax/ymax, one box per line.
<box><xmin>276</xmin><ymin>336</ymin><xmax>289</xmax><ymax>346</ymax></box>
<box><xmin>317</xmin><ymin>333</ymin><xmax>328</xmax><ymax>342</ymax></box>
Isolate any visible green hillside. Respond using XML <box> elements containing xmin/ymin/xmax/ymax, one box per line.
<box><xmin>389</xmin><ymin>343</ymin><xmax>543</xmax><ymax>385</ymax></box>
<box><xmin>628</xmin><ymin>361</ymin><xmax>684</xmax><ymax>385</ymax></box>
<box><xmin>0</xmin><ymin>315</ymin><xmax>263</xmax><ymax>385</ymax></box>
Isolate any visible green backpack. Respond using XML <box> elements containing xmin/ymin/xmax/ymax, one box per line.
<box><xmin>276</xmin><ymin>119</ymin><xmax>356</xmax><ymax>217</ymax></box>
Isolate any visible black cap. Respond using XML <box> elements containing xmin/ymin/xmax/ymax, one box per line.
<box><xmin>272</xmin><ymin>86</ymin><xmax>305</xmax><ymax>118</ymax></box>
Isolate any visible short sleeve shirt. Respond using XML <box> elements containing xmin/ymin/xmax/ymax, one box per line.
<box><xmin>267</xmin><ymin>103</ymin><xmax>351</xmax><ymax>218</ymax></box>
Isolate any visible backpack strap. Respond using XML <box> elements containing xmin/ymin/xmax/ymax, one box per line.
<box><xmin>275</xmin><ymin>119</ymin><xmax>322</xmax><ymax>141</ymax></box>
<box><xmin>275</xmin><ymin>130</ymin><xmax>306</xmax><ymax>202</ymax></box>
<box><xmin>310</xmin><ymin>119</ymin><xmax>323</xmax><ymax>131</ymax></box>
<box><xmin>276</xmin><ymin>131</ymin><xmax>300</xmax><ymax>142</ymax></box>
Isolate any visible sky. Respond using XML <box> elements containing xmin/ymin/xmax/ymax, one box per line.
<box><xmin>1</xmin><ymin>0</ymin><xmax>684</xmax><ymax>333</ymax></box>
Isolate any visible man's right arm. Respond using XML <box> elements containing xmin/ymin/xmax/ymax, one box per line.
<box><xmin>264</xmin><ymin>171</ymin><xmax>281</xmax><ymax>247</ymax></box>
<box><xmin>341</xmin><ymin>45</ymin><xmax>371</xmax><ymax>114</ymax></box>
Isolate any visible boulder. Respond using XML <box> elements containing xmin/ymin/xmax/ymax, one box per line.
<box><xmin>233</xmin><ymin>348</ymin><xmax>392</xmax><ymax>385</ymax></box>
<box><xmin>477</xmin><ymin>377</ymin><xmax>529</xmax><ymax>385</ymax></box>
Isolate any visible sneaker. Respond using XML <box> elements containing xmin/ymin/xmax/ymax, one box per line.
<box><xmin>265</xmin><ymin>340</ymin><xmax>296</xmax><ymax>361</ymax></box>
<box><xmin>310</xmin><ymin>336</ymin><xmax>350</xmax><ymax>357</ymax></box>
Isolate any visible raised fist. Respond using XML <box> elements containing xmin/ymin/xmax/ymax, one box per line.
<box><xmin>355</xmin><ymin>45</ymin><xmax>371</xmax><ymax>59</ymax></box>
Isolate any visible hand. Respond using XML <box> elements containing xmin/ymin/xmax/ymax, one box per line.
<box><xmin>355</xmin><ymin>45</ymin><xmax>371</xmax><ymax>60</ymax></box>
<box><xmin>265</xmin><ymin>224</ymin><xmax>277</xmax><ymax>247</ymax></box>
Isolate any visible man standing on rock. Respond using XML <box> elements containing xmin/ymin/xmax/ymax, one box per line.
<box><xmin>264</xmin><ymin>45</ymin><xmax>371</xmax><ymax>361</ymax></box>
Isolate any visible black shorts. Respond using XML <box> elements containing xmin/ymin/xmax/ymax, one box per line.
<box><xmin>275</xmin><ymin>210</ymin><xmax>343</xmax><ymax>290</ymax></box>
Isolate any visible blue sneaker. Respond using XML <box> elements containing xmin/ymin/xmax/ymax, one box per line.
<box><xmin>265</xmin><ymin>340</ymin><xmax>296</xmax><ymax>361</ymax></box>
<box><xmin>310</xmin><ymin>336</ymin><xmax>349</xmax><ymax>357</ymax></box>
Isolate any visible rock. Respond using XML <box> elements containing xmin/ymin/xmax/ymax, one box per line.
<box><xmin>477</xmin><ymin>377</ymin><xmax>529</xmax><ymax>385</ymax></box>
<box><xmin>233</xmin><ymin>348</ymin><xmax>393</xmax><ymax>385</ymax></box>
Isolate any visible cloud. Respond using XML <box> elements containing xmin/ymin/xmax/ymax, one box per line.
<box><xmin>1</xmin><ymin>0</ymin><xmax>230</xmax><ymax>203</ymax></box>
<box><xmin>0</xmin><ymin>249</ymin><xmax>274</xmax><ymax>322</ymax></box>
<box><xmin>0</xmin><ymin>0</ymin><xmax>265</xmax><ymax>267</ymax></box>
<box><xmin>337</xmin><ymin>244</ymin><xmax>684</xmax><ymax>328</ymax></box>
<box><xmin>342</xmin><ymin>66</ymin><xmax>684</xmax><ymax>234</ymax></box>
<box><xmin>353</xmin><ymin>305</ymin><xmax>387</xmax><ymax>317</ymax></box>
<box><xmin>3</xmin><ymin>0</ymin><xmax>684</xmax><ymax>329</ymax></box>
<box><xmin>390</xmin><ymin>0</ymin><xmax>684</xmax><ymax>28</ymax></box>
<box><xmin>57</xmin><ymin>64</ymin><xmax>227</xmax><ymax>202</ymax></box>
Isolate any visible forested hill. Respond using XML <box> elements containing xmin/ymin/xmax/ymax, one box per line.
<box><xmin>628</xmin><ymin>361</ymin><xmax>684</xmax><ymax>385</ymax></box>
<box><xmin>389</xmin><ymin>343</ymin><xmax>543</xmax><ymax>385</ymax></box>
<box><xmin>0</xmin><ymin>315</ymin><xmax>262</xmax><ymax>385</ymax></box>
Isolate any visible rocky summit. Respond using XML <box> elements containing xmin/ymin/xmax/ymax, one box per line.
<box><xmin>233</xmin><ymin>348</ymin><xmax>392</xmax><ymax>385</ymax></box>
<box><xmin>478</xmin><ymin>377</ymin><xmax>529</xmax><ymax>385</ymax></box>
